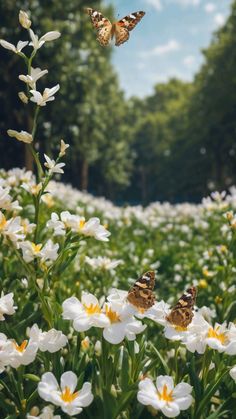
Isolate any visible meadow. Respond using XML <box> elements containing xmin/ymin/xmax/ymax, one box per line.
<box><xmin>0</xmin><ymin>9</ymin><xmax>236</xmax><ymax>419</ymax></box>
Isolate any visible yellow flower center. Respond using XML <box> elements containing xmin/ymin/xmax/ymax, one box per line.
<box><xmin>157</xmin><ymin>384</ymin><xmax>173</xmax><ymax>402</ymax></box>
<box><xmin>13</xmin><ymin>340</ymin><xmax>28</xmax><ymax>353</ymax></box>
<box><xmin>207</xmin><ymin>326</ymin><xmax>227</xmax><ymax>344</ymax></box>
<box><xmin>0</xmin><ymin>214</ymin><xmax>7</xmax><ymax>230</ymax></box>
<box><xmin>84</xmin><ymin>303</ymin><xmax>101</xmax><ymax>316</ymax></box>
<box><xmin>60</xmin><ymin>386</ymin><xmax>79</xmax><ymax>403</ymax></box>
<box><xmin>174</xmin><ymin>325</ymin><xmax>187</xmax><ymax>332</ymax></box>
<box><xmin>79</xmin><ymin>219</ymin><xmax>86</xmax><ymax>229</ymax></box>
<box><xmin>105</xmin><ymin>305</ymin><xmax>120</xmax><ymax>323</ymax></box>
<box><xmin>31</xmin><ymin>243</ymin><xmax>42</xmax><ymax>254</ymax></box>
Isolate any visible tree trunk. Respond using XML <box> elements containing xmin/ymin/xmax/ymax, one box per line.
<box><xmin>80</xmin><ymin>160</ymin><xmax>89</xmax><ymax>190</ymax></box>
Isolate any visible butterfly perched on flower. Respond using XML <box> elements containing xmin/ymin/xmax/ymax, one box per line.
<box><xmin>166</xmin><ymin>286</ymin><xmax>197</xmax><ymax>328</ymax></box>
<box><xmin>127</xmin><ymin>271</ymin><xmax>156</xmax><ymax>310</ymax></box>
<box><xmin>86</xmin><ymin>8</ymin><xmax>145</xmax><ymax>47</ymax></box>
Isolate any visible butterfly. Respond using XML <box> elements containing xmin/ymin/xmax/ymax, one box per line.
<box><xmin>165</xmin><ymin>286</ymin><xmax>197</xmax><ymax>328</ymax></box>
<box><xmin>127</xmin><ymin>271</ymin><xmax>156</xmax><ymax>310</ymax></box>
<box><xmin>86</xmin><ymin>8</ymin><xmax>145</xmax><ymax>47</ymax></box>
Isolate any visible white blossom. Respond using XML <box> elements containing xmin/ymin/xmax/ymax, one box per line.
<box><xmin>0</xmin><ymin>39</ymin><xmax>28</xmax><ymax>53</ymax></box>
<box><xmin>138</xmin><ymin>376</ymin><xmax>193</xmax><ymax>418</ymax></box>
<box><xmin>0</xmin><ymin>292</ymin><xmax>17</xmax><ymax>320</ymax></box>
<box><xmin>30</xmin><ymin>84</ymin><xmax>60</xmax><ymax>106</ymax></box>
<box><xmin>19</xmin><ymin>67</ymin><xmax>48</xmax><ymax>89</ymax></box>
<box><xmin>38</xmin><ymin>372</ymin><xmax>93</xmax><ymax>416</ymax></box>
<box><xmin>44</xmin><ymin>154</ymin><xmax>65</xmax><ymax>174</ymax></box>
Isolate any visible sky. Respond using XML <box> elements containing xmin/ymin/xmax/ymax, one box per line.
<box><xmin>103</xmin><ymin>0</ymin><xmax>232</xmax><ymax>97</ymax></box>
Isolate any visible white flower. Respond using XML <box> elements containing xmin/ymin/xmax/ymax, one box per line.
<box><xmin>44</xmin><ymin>154</ymin><xmax>65</xmax><ymax>174</ymax></box>
<box><xmin>137</xmin><ymin>376</ymin><xmax>193</xmax><ymax>418</ymax></box>
<box><xmin>62</xmin><ymin>293</ymin><xmax>109</xmax><ymax>332</ymax></box>
<box><xmin>47</xmin><ymin>212</ymin><xmax>66</xmax><ymax>236</ymax></box>
<box><xmin>230</xmin><ymin>366</ymin><xmax>236</xmax><ymax>382</ymax></box>
<box><xmin>40</xmin><ymin>239</ymin><xmax>59</xmax><ymax>264</ymax></box>
<box><xmin>19</xmin><ymin>241</ymin><xmax>43</xmax><ymax>263</ymax></box>
<box><xmin>19</xmin><ymin>10</ymin><xmax>31</xmax><ymax>29</ymax></box>
<box><xmin>19</xmin><ymin>67</ymin><xmax>48</xmax><ymax>89</ymax></box>
<box><xmin>0</xmin><ymin>212</ymin><xmax>25</xmax><ymax>242</ymax></box>
<box><xmin>27</xmin><ymin>405</ymin><xmax>61</xmax><ymax>419</ymax></box>
<box><xmin>59</xmin><ymin>140</ymin><xmax>70</xmax><ymax>157</ymax></box>
<box><xmin>19</xmin><ymin>240</ymin><xmax>58</xmax><ymax>264</ymax></box>
<box><xmin>0</xmin><ymin>292</ymin><xmax>17</xmax><ymax>320</ymax></box>
<box><xmin>0</xmin><ymin>185</ymin><xmax>21</xmax><ymax>211</ymax></box>
<box><xmin>7</xmin><ymin>129</ymin><xmax>33</xmax><ymax>144</ymax></box>
<box><xmin>0</xmin><ymin>39</ymin><xmax>28</xmax><ymax>53</ymax></box>
<box><xmin>38</xmin><ymin>371</ymin><xmax>93</xmax><ymax>416</ymax></box>
<box><xmin>28</xmin><ymin>324</ymin><xmax>67</xmax><ymax>353</ymax></box>
<box><xmin>0</xmin><ymin>333</ymin><xmax>13</xmax><ymax>372</ymax></box>
<box><xmin>80</xmin><ymin>217</ymin><xmax>110</xmax><ymax>242</ymax></box>
<box><xmin>9</xmin><ymin>339</ymin><xmax>38</xmax><ymax>368</ymax></box>
<box><xmin>22</xmin><ymin>181</ymin><xmax>42</xmax><ymax>196</ymax></box>
<box><xmin>102</xmin><ymin>300</ymin><xmax>146</xmax><ymax>345</ymax></box>
<box><xmin>29</xmin><ymin>29</ymin><xmax>61</xmax><ymax>50</ymax></box>
<box><xmin>85</xmin><ymin>256</ymin><xmax>122</xmax><ymax>271</ymax></box>
<box><xmin>30</xmin><ymin>84</ymin><xmax>60</xmax><ymax>106</ymax></box>
<box><xmin>138</xmin><ymin>300</ymin><xmax>170</xmax><ymax>325</ymax></box>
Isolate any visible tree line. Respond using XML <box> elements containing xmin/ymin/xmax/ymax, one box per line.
<box><xmin>1</xmin><ymin>0</ymin><xmax>236</xmax><ymax>204</ymax></box>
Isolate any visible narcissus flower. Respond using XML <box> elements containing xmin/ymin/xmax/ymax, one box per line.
<box><xmin>0</xmin><ymin>292</ymin><xmax>17</xmax><ymax>320</ymax></box>
<box><xmin>38</xmin><ymin>371</ymin><xmax>93</xmax><ymax>416</ymax></box>
<box><xmin>137</xmin><ymin>375</ymin><xmax>193</xmax><ymax>418</ymax></box>
<box><xmin>7</xmin><ymin>129</ymin><xmax>33</xmax><ymax>143</ymax></box>
<box><xmin>62</xmin><ymin>292</ymin><xmax>109</xmax><ymax>332</ymax></box>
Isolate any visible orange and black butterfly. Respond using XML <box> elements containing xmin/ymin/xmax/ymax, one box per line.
<box><xmin>86</xmin><ymin>8</ymin><xmax>145</xmax><ymax>46</ymax></box>
<box><xmin>166</xmin><ymin>286</ymin><xmax>197</xmax><ymax>328</ymax></box>
<box><xmin>127</xmin><ymin>271</ymin><xmax>156</xmax><ymax>310</ymax></box>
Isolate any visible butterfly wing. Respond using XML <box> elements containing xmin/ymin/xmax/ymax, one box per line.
<box><xmin>166</xmin><ymin>287</ymin><xmax>197</xmax><ymax>328</ymax></box>
<box><xmin>86</xmin><ymin>8</ymin><xmax>112</xmax><ymax>46</ymax></box>
<box><xmin>114</xmin><ymin>11</ymin><xmax>145</xmax><ymax>46</ymax></box>
<box><xmin>127</xmin><ymin>271</ymin><xmax>156</xmax><ymax>310</ymax></box>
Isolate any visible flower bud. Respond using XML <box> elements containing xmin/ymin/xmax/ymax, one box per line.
<box><xmin>18</xmin><ymin>91</ymin><xmax>28</xmax><ymax>104</ymax></box>
<box><xmin>19</xmin><ymin>10</ymin><xmax>31</xmax><ymax>29</ymax></box>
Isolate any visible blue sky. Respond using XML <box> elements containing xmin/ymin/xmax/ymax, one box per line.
<box><xmin>103</xmin><ymin>0</ymin><xmax>232</xmax><ymax>97</ymax></box>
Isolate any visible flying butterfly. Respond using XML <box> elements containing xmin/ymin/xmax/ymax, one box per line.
<box><xmin>165</xmin><ymin>286</ymin><xmax>197</xmax><ymax>328</ymax></box>
<box><xmin>86</xmin><ymin>8</ymin><xmax>145</xmax><ymax>47</ymax></box>
<box><xmin>127</xmin><ymin>271</ymin><xmax>156</xmax><ymax>310</ymax></box>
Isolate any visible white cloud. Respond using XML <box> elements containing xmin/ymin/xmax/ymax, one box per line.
<box><xmin>145</xmin><ymin>0</ymin><xmax>163</xmax><ymax>10</ymax></box>
<box><xmin>173</xmin><ymin>0</ymin><xmax>201</xmax><ymax>6</ymax></box>
<box><xmin>183</xmin><ymin>55</ymin><xmax>196</xmax><ymax>67</ymax></box>
<box><xmin>204</xmin><ymin>3</ymin><xmax>216</xmax><ymax>13</ymax></box>
<box><xmin>214</xmin><ymin>13</ymin><xmax>226</xmax><ymax>27</ymax></box>
<box><xmin>145</xmin><ymin>0</ymin><xmax>201</xmax><ymax>10</ymax></box>
<box><xmin>141</xmin><ymin>39</ymin><xmax>181</xmax><ymax>57</ymax></box>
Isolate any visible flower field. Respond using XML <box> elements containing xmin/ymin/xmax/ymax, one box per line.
<box><xmin>0</xmin><ymin>10</ymin><xmax>236</xmax><ymax>419</ymax></box>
